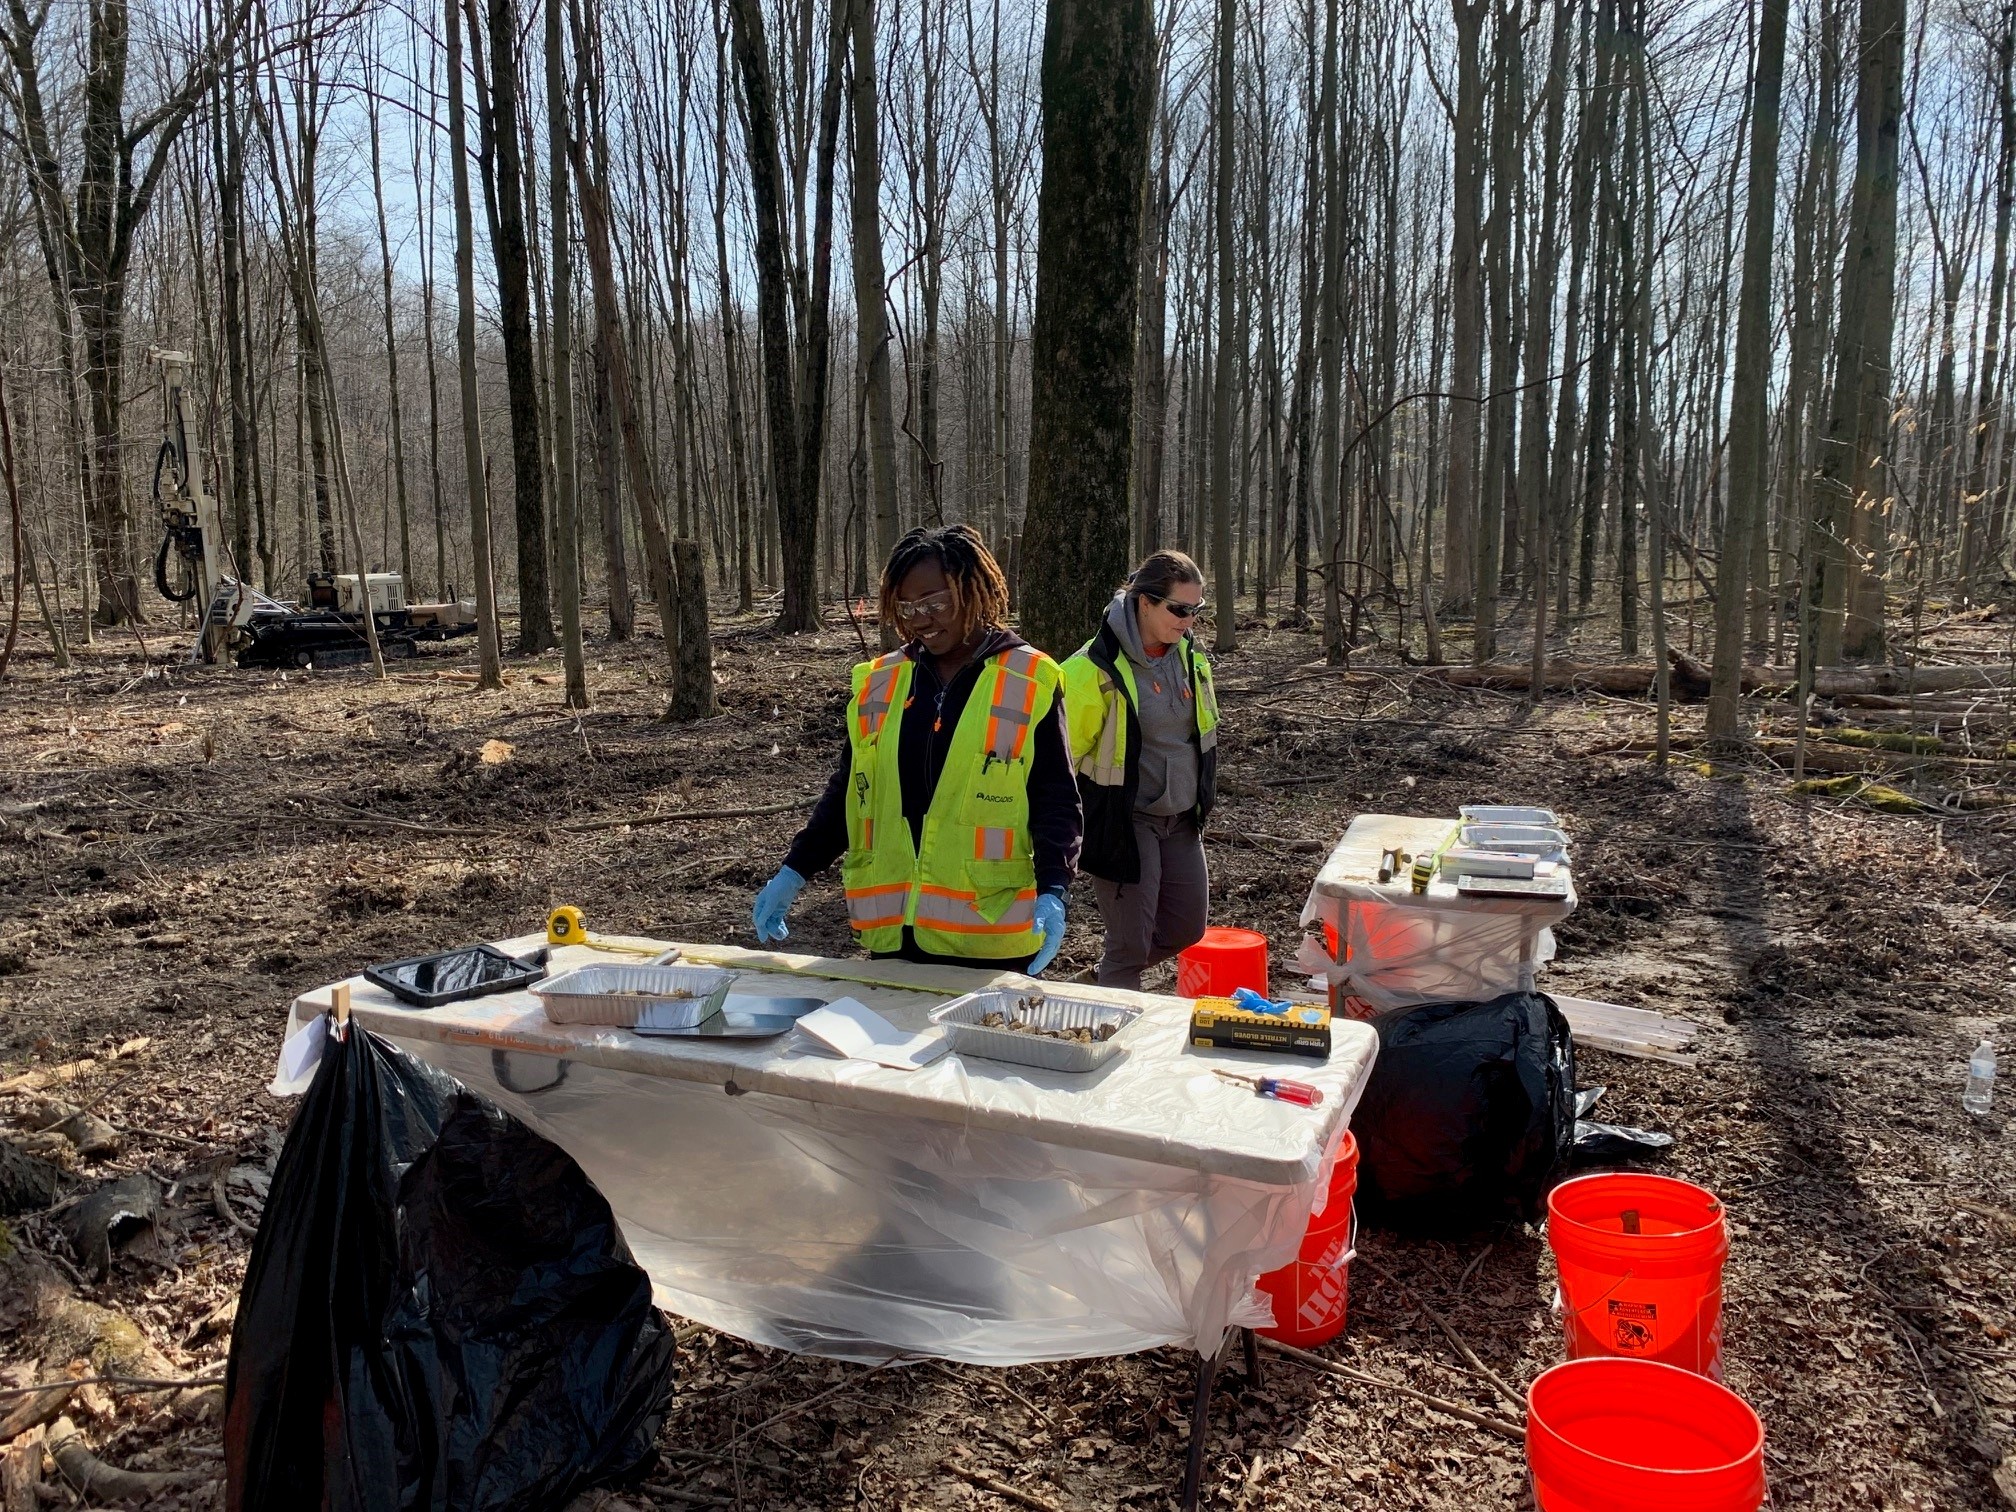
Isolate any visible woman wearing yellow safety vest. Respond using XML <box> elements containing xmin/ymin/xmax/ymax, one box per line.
<box><xmin>752</xmin><ymin>525</ymin><xmax>1082</xmax><ymax>973</ymax></box>
<box><xmin>1061</xmin><ymin>550</ymin><xmax>1220</xmax><ymax>990</ymax></box>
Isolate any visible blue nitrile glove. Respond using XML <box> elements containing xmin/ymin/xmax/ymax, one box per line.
<box><xmin>1232</xmin><ymin>987</ymin><xmax>1292</xmax><ymax>1017</ymax></box>
<box><xmin>1028</xmin><ymin>893</ymin><xmax>1067</xmax><ymax>975</ymax></box>
<box><xmin>752</xmin><ymin>866</ymin><xmax>807</xmax><ymax>943</ymax></box>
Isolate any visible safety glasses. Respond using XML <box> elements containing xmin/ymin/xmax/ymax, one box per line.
<box><xmin>895</xmin><ymin>591</ymin><xmax>955</xmax><ymax>623</ymax></box>
<box><xmin>1146</xmin><ymin>592</ymin><xmax>1208</xmax><ymax>620</ymax></box>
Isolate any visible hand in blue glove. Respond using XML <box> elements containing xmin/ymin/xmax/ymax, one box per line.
<box><xmin>1027</xmin><ymin>893</ymin><xmax>1067</xmax><ymax>976</ymax></box>
<box><xmin>752</xmin><ymin>866</ymin><xmax>807</xmax><ymax>943</ymax></box>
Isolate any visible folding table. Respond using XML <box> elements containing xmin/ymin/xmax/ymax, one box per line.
<box><xmin>280</xmin><ymin>937</ymin><xmax>1379</xmax><ymax>1507</ymax></box>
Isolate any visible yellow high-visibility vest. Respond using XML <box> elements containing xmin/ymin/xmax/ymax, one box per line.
<box><xmin>842</xmin><ymin>643</ymin><xmax>1063</xmax><ymax>958</ymax></box>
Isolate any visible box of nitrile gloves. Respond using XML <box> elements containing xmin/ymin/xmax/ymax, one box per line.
<box><xmin>1188</xmin><ymin>997</ymin><xmax>1332</xmax><ymax>1059</ymax></box>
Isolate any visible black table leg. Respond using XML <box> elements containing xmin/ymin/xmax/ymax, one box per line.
<box><xmin>1179</xmin><ymin>1338</ymin><xmax>1230</xmax><ymax>1512</ymax></box>
<box><xmin>1242</xmin><ymin>1326</ymin><xmax>1262</xmax><ymax>1389</ymax></box>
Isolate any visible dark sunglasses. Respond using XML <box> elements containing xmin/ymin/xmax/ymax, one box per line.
<box><xmin>1146</xmin><ymin>592</ymin><xmax>1208</xmax><ymax>620</ymax></box>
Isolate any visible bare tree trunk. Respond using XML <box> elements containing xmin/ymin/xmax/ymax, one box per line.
<box><xmin>1314</xmin><ymin>0</ymin><xmax>1345</xmax><ymax>659</ymax></box>
<box><xmin>1523</xmin><ymin>0</ymin><xmax>1573</xmax><ymax>692</ymax></box>
<box><xmin>366</xmin><ymin>44</ymin><xmax>414</xmax><ymax>594</ymax></box>
<box><xmin>1707</xmin><ymin>0</ymin><xmax>1789</xmax><ymax>740</ymax></box>
<box><xmin>1815</xmin><ymin>0</ymin><xmax>1905</xmax><ymax>663</ymax></box>
<box><xmin>1209</xmin><ymin>0</ymin><xmax>1238</xmax><ymax>650</ymax></box>
<box><xmin>1442</xmin><ymin>0</ymin><xmax>1488</xmax><ymax>618</ymax></box>
<box><xmin>447</xmin><ymin>0</ymin><xmax>505</xmax><ymax>687</ymax></box>
<box><xmin>469</xmin><ymin>0</ymin><xmax>555</xmax><ymax>653</ymax></box>
<box><xmin>850</xmin><ymin>0</ymin><xmax>901</xmax><ymax>576</ymax></box>
<box><xmin>413</xmin><ymin>24</ymin><xmax>449</xmax><ymax>600</ymax></box>
<box><xmin>1964</xmin><ymin>5</ymin><xmax>2015</xmax><ymax>600</ymax></box>
<box><xmin>711</xmin><ymin>1</ymin><xmax>755</xmax><ymax>615</ymax></box>
<box><xmin>913</xmin><ymin>0</ymin><xmax>949</xmax><ymax>518</ymax></box>
<box><xmin>573</xmin><ymin>132</ymin><xmax>708</xmax><ymax>708</ymax></box>
<box><xmin>728</xmin><ymin>0</ymin><xmax>844</xmax><ymax>632</ymax></box>
<box><xmin>1473</xmin><ymin>0</ymin><xmax>1518</xmax><ymax>658</ymax></box>
<box><xmin>672</xmin><ymin>537</ymin><xmax>716</xmax><ymax>716</ymax></box>
<box><xmin>1020</xmin><ymin>0</ymin><xmax>1156</xmax><ymax>652</ymax></box>
<box><xmin>250</xmin><ymin>42</ymin><xmax>385</xmax><ymax>677</ymax></box>
<box><xmin>548</xmin><ymin>0</ymin><xmax>587</xmax><ymax>707</ymax></box>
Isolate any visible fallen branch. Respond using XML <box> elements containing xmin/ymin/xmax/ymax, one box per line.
<box><xmin>940</xmin><ymin>1456</ymin><xmax>1072</xmax><ymax>1512</ymax></box>
<box><xmin>1355</xmin><ymin>1257</ymin><xmax>1524</xmax><ymax>1412</ymax></box>
<box><xmin>0</xmin><ymin>1039</ymin><xmax>148</xmax><ymax>1096</ymax></box>
<box><xmin>1205</xmin><ymin>831</ymin><xmax>1329</xmax><ymax>854</ymax></box>
<box><xmin>0</xmin><ymin>1372</ymin><xmax>224</xmax><ymax>1403</ymax></box>
<box><xmin>1258</xmin><ymin>1338</ymin><xmax>1524</xmax><ymax>1440</ymax></box>
<box><xmin>720</xmin><ymin>1357</ymin><xmax>908</xmax><ymax>1451</ymax></box>
<box><xmin>0</xmin><ymin>1382</ymin><xmax>72</xmax><ymax>1440</ymax></box>
<box><xmin>45</xmin><ymin>1416</ymin><xmax>215</xmax><ymax>1501</ymax></box>
<box><xmin>212</xmin><ymin>1167</ymin><xmax>257</xmax><ymax>1239</ymax></box>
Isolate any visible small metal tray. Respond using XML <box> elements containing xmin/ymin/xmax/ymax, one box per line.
<box><xmin>1459</xmin><ymin>804</ymin><xmax>1559</xmax><ymax>827</ymax></box>
<box><xmin>633</xmin><ymin>994</ymin><xmax>827</xmax><ymax>1039</ymax></box>
<box><xmin>1457</xmin><ymin>823</ymin><xmax>1569</xmax><ymax>859</ymax></box>
<box><xmin>930</xmin><ymin>990</ymin><xmax>1143</xmax><ymax>1074</ymax></box>
<box><xmin>533</xmin><ymin>963</ymin><xmax>737</xmax><ymax>1028</ymax></box>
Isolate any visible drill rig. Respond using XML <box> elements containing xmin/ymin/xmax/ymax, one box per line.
<box><xmin>150</xmin><ymin>349</ymin><xmax>479</xmax><ymax>669</ymax></box>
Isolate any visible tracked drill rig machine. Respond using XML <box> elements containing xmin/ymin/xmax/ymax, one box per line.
<box><xmin>150</xmin><ymin>348</ymin><xmax>479</xmax><ymax>669</ymax></box>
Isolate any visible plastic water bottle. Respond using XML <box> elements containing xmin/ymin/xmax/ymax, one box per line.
<box><xmin>1964</xmin><ymin>1040</ymin><xmax>1997</xmax><ymax>1116</ymax></box>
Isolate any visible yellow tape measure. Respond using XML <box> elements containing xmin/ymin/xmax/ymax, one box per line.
<box><xmin>545</xmin><ymin>905</ymin><xmax>666</xmax><ymax>958</ymax></box>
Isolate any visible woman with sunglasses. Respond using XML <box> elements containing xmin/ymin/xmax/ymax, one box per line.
<box><xmin>750</xmin><ymin>525</ymin><xmax>1082</xmax><ymax>974</ymax></box>
<box><xmin>1061</xmin><ymin>550</ymin><xmax>1221</xmax><ymax>990</ymax></box>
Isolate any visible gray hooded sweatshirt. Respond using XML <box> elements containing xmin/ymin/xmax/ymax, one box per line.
<box><xmin>1107</xmin><ymin>591</ymin><xmax>1199</xmax><ymax>818</ymax></box>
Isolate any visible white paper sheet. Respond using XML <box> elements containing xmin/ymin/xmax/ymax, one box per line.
<box><xmin>795</xmin><ymin>997</ymin><xmax>949</xmax><ymax>1069</ymax></box>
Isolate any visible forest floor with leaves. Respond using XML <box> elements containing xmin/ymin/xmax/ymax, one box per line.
<box><xmin>1</xmin><ymin>597</ymin><xmax>2013</xmax><ymax>1510</ymax></box>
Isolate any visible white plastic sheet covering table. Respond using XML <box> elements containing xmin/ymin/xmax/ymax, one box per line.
<box><xmin>279</xmin><ymin>936</ymin><xmax>1377</xmax><ymax>1371</ymax></box>
<box><xmin>1296</xmin><ymin>814</ymin><xmax>1578</xmax><ymax>1013</ymax></box>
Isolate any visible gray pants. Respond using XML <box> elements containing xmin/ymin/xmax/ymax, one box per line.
<box><xmin>1090</xmin><ymin>812</ymin><xmax>1209</xmax><ymax>991</ymax></box>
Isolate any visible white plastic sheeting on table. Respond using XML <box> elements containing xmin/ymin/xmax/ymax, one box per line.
<box><xmin>1296</xmin><ymin>814</ymin><xmax>1577</xmax><ymax>1013</ymax></box>
<box><xmin>279</xmin><ymin>938</ymin><xmax>1377</xmax><ymax>1367</ymax></box>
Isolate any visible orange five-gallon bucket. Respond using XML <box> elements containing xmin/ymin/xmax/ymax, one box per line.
<box><xmin>1548</xmin><ymin>1172</ymin><xmax>1729</xmax><ymax>1378</ymax></box>
<box><xmin>1526</xmin><ymin>1358</ymin><xmax>1766</xmax><ymax>1511</ymax></box>
<box><xmin>1255</xmin><ymin>1134</ymin><xmax>1357</xmax><ymax>1347</ymax></box>
<box><xmin>1176</xmin><ymin>927</ymin><xmax>1270</xmax><ymax>998</ymax></box>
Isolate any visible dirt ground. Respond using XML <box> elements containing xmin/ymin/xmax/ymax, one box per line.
<box><xmin>2</xmin><ymin>598</ymin><xmax>2013</xmax><ymax>1511</ymax></box>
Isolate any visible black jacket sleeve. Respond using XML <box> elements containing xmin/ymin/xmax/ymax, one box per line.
<box><xmin>1027</xmin><ymin>696</ymin><xmax>1083</xmax><ymax>896</ymax></box>
<box><xmin>782</xmin><ymin>745</ymin><xmax>853</xmax><ymax>879</ymax></box>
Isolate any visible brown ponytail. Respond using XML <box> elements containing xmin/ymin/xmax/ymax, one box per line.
<box><xmin>1125</xmin><ymin>549</ymin><xmax>1204</xmax><ymax>602</ymax></box>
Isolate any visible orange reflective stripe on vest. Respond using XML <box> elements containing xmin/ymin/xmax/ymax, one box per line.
<box><xmin>855</xmin><ymin>653</ymin><xmax>907</xmax><ymax>743</ymax></box>
<box><xmin>844</xmin><ymin>880</ymin><xmax>909</xmax><ymax>932</ymax></box>
<box><xmin>983</xmin><ymin>646</ymin><xmax>1042</xmax><ymax>762</ymax></box>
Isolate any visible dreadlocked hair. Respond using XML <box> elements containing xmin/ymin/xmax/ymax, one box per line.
<box><xmin>878</xmin><ymin>524</ymin><xmax>1011</xmax><ymax>646</ymax></box>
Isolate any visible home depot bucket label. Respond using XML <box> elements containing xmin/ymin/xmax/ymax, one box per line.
<box><xmin>1607</xmin><ymin>1299</ymin><xmax>1658</xmax><ymax>1354</ymax></box>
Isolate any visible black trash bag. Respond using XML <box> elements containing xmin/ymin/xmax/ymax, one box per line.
<box><xmin>1353</xmin><ymin>991</ymin><xmax>1576</xmax><ymax>1235</ymax></box>
<box><xmin>225</xmin><ymin>1025</ymin><xmax>675</xmax><ymax>1512</ymax></box>
<box><xmin>1570</xmin><ymin>1120</ymin><xmax>1675</xmax><ymax>1164</ymax></box>
<box><xmin>1568</xmin><ymin>1084</ymin><xmax>1675</xmax><ymax>1164</ymax></box>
